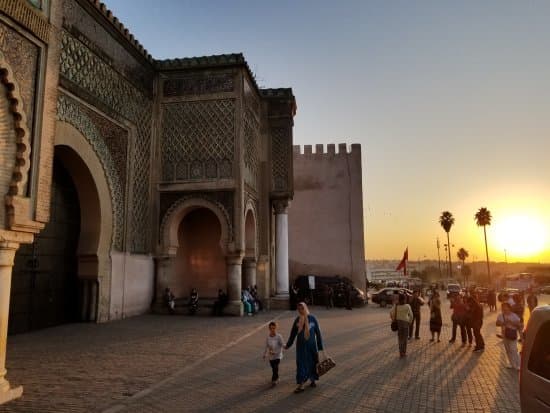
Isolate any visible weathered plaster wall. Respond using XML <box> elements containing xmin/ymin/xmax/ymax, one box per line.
<box><xmin>288</xmin><ymin>144</ymin><xmax>366</xmax><ymax>291</ymax></box>
<box><xmin>110</xmin><ymin>252</ymin><xmax>154</xmax><ymax>319</ymax></box>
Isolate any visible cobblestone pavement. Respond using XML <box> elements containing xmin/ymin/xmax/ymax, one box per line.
<box><xmin>0</xmin><ymin>312</ymin><xmax>281</xmax><ymax>413</ymax></box>
<box><xmin>1</xmin><ymin>298</ymin><xmax>530</xmax><ymax>413</ymax></box>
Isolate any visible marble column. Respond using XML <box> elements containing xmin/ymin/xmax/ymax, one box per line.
<box><xmin>225</xmin><ymin>254</ymin><xmax>244</xmax><ymax>316</ymax></box>
<box><xmin>0</xmin><ymin>242</ymin><xmax>23</xmax><ymax>405</ymax></box>
<box><xmin>274</xmin><ymin>200</ymin><xmax>290</xmax><ymax>298</ymax></box>
<box><xmin>243</xmin><ymin>259</ymin><xmax>257</xmax><ymax>289</ymax></box>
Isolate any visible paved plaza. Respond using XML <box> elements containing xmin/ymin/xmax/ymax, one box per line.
<box><xmin>0</xmin><ymin>298</ymin><xmax>529</xmax><ymax>413</ymax></box>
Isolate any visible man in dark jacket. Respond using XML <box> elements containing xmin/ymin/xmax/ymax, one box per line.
<box><xmin>466</xmin><ymin>296</ymin><xmax>484</xmax><ymax>352</ymax></box>
<box><xmin>408</xmin><ymin>290</ymin><xmax>424</xmax><ymax>340</ymax></box>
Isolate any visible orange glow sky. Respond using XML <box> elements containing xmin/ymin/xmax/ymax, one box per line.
<box><xmin>107</xmin><ymin>1</ymin><xmax>550</xmax><ymax>263</ymax></box>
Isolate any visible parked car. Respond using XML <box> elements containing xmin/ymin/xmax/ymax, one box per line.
<box><xmin>538</xmin><ymin>285</ymin><xmax>550</xmax><ymax>295</ymax></box>
<box><xmin>474</xmin><ymin>287</ymin><xmax>489</xmax><ymax>304</ymax></box>
<box><xmin>446</xmin><ymin>284</ymin><xmax>461</xmax><ymax>299</ymax></box>
<box><xmin>370</xmin><ymin>288</ymin><xmax>413</xmax><ymax>308</ymax></box>
<box><xmin>293</xmin><ymin>275</ymin><xmax>367</xmax><ymax>307</ymax></box>
<box><xmin>498</xmin><ymin>288</ymin><xmax>521</xmax><ymax>303</ymax></box>
<box><xmin>520</xmin><ymin>305</ymin><xmax>550</xmax><ymax>412</ymax></box>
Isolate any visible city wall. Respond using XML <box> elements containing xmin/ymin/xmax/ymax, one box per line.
<box><xmin>288</xmin><ymin>143</ymin><xmax>366</xmax><ymax>291</ymax></box>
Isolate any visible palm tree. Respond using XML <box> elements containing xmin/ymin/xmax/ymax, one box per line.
<box><xmin>457</xmin><ymin>248</ymin><xmax>469</xmax><ymax>266</ymax></box>
<box><xmin>475</xmin><ymin>207</ymin><xmax>492</xmax><ymax>285</ymax></box>
<box><xmin>439</xmin><ymin>211</ymin><xmax>455</xmax><ymax>278</ymax></box>
<box><xmin>457</xmin><ymin>248</ymin><xmax>469</xmax><ymax>286</ymax></box>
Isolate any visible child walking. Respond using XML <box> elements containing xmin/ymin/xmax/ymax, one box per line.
<box><xmin>263</xmin><ymin>321</ymin><xmax>284</xmax><ymax>386</ymax></box>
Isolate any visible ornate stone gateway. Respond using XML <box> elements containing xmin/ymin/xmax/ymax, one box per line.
<box><xmin>0</xmin><ymin>0</ymin><xmax>296</xmax><ymax>404</ymax></box>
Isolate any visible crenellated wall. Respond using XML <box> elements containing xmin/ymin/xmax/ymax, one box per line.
<box><xmin>288</xmin><ymin>143</ymin><xmax>366</xmax><ymax>291</ymax></box>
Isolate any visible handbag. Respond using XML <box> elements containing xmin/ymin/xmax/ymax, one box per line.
<box><xmin>390</xmin><ymin>305</ymin><xmax>398</xmax><ymax>331</ymax></box>
<box><xmin>503</xmin><ymin>316</ymin><xmax>518</xmax><ymax>340</ymax></box>
<box><xmin>316</xmin><ymin>350</ymin><xmax>336</xmax><ymax>376</ymax></box>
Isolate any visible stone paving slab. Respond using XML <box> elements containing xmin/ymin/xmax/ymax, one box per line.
<box><xmin>0</xmin><ymin>300</ymin><xmax>524</xmax><ymax>413</ymax></box>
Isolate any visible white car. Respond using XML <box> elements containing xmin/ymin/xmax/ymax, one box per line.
<box><xmin>520</xmin><ymin>305</ymin><xmax>550</xmax><ymax>412</ymax></box>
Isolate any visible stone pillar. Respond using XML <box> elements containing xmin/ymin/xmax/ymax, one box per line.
<box><xmin>274</xmin><ymin>200</ymin><xmax>290</xmax><ymax>298</ymax></box>
<box><xmin>0</xmin><ymin>242</ymin><xmax>23</xmax><ymax>405</ymax></box>
<box><xmin>88</xmin><ymin>281</ymin><xmax>98</xmax><ymax>322</ymax></box>
<box><xmin>80</xmin><ymin>279</ymin><xmax>90</xmax><ymax>321</ymax></box>
<box><xmin>225</xmin><ymin>254</ymin><xmax>244</xmax><ymax>316</ymax></box>
<box><xmin>243</xmin><ymin>259</ymin><xmax>257</xmax><ymax>289</ymax></box>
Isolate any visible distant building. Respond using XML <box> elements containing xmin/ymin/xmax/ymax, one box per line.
<box><xmin>288</xmin><ymin>144</ymin><xmax>366</xmax><ymax>291</ymax></box>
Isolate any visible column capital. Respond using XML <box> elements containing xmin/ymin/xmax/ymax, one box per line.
<box><xmin>0</xmin><ymin>244</ymin><xmax>19</xmax><ymax>267</ymax></box>
<box><xmin>243</xmin><ymin>258</ymin><xmax>257</xmax><ymax>269</ymax></box>
<box><xmin>226</xmin><ymin>253</ymin><xmax>244</xmax><ymax>266</ymax></box>
<box><xmin>273</xmin><ymin>199</ymin><xmax>290</xmax><ymax>214</ymax></box>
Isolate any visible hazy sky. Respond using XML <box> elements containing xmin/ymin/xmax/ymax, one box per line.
<box><xmin>107</xmin><ymin>0</ymin><xmax>550</xmax><ymax>263</ymax></box>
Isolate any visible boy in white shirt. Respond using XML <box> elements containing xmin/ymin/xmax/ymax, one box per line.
<box><xmin>263</xmin><ymin>321</ymin><xmax>284</xmax><ymax>385</ymax></box>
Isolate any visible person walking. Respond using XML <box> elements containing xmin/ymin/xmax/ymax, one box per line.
<box><xmin>496</xmin><ymin>302</ymin><xmax>522</xmax><ymax>370</ymax></box>
<box><xmin>526</xmin><ymin>289</ymin><xmax>538</xmax><ymax>314</ymax></box>
<box><xmin>408</xmin><ymin>290</ymin><xmax>424</xmax><ymax>340</ymax></box>
<box><xmin>324</xmin><ymin>285</ymin><xmax>334</xmax><ymax>309</ymax></box>
<box><xmin>429</xmin><ymin>292</ymin><xmax>442</xmax><ymax>342</ymax></box>
<box><xmin>263</xmin><ymin>321</ymin><xmax>285</xmax><ymax>386</ymax></box>
<box><xmin>466</xmin><ymin>296</ymin><xmax>485</xmax><ymax>352</ymax></box>
<box><xmin>449</xmin><ymin>296</ymin><xmax>467</xmax><ymax>344</ymax></box>
<box><xmin>344</xmin><ymin>283</ymin><xmax>353</xmax><ymax>310</ymax></box>
<box><xmin>390</xmin><ymin>293</ymin><xmax>413</xmax><ymax>358</ymax></box>
<box><xmin>487</xmin><ymin>289</ymin><xmax>497</xmax><ymax>312</ymax></box>
<box><xmin>284</xmin><ymin>302</ymin><xmax>324</xmax><ymax>393</ymax></box>
<box><xmin>463</xmin><ymin>296</ymin><xmax>474</xmax><ymax>346</ymax></box>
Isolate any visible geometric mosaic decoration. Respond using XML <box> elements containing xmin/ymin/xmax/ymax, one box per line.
<box><xmin>59</xmin><ymin>29</ymin><xmax>152</xmax><ymax>253</ymax></box>
<box><xmin>161</xmin><ymin>99</ymin><xmax>235</xmax><ymax>181</ymax></box>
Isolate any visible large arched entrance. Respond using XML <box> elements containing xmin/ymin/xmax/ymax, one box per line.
<box><xmin>8</xmin><ymin>123</ymin><xmax>111</xmax><ymax>333</ymax></box>
<box><xmin>8</xmin><ymin>154</ymin><xmax>81</xmax><ymax>334</ymax></box>
<box><xmin>176</xmin><ymin>208</ymin><xmax>226</xmax><ymax>298</ymax></box>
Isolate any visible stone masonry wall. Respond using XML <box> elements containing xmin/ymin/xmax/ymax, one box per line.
<box><xmin>288</xmin><ymin>143</ymin><xmax>366</xmax><ymax>291</ymax></box>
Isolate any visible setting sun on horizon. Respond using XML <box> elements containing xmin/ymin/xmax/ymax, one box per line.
<box><xmin>364</xmin><ymin>194</ymin><xmax>550</xmax><ymax>265</ymax></box>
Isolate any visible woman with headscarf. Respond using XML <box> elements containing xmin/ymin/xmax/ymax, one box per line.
<box><xmin>284</xmin><ymin>302</ymin><xmax>324</xmax><ymax>393</ymax></box>
<box><xmin>390</xmin><ymin>293</ymin><xmax>413</xmax><ymax>358</ymax></box>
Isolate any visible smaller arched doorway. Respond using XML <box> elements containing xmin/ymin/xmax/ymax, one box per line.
<box><xmin>243</xmin><ymin>207</ymin><xmax>257</xmax><ymax>289</ymax></box>
<box><xmin>176</xmin><ymin>208</ymin><xmax>226</xmax><ymax>298</ymax></box>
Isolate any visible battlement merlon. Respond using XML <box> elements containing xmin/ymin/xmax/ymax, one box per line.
<box><xmin>293</xmin><ymin>143</ymin><xmax>361</xmax><ymax>156</ymax></box>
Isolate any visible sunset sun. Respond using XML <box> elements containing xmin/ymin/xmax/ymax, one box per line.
<box><xmin>493</xmin><ymin>215</ymin><xmax>548</xmax><ymax>259</ymax></box>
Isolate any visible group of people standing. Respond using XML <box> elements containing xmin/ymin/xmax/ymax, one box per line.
<box><xmin>390</xmin><ymin>290</ymin><xmax>446</xmax><ymax>357</ymax></box>
<box><xmin>449</xmin><ymin>295</ymin><xmax>485</xmax><ymax>351</ymax></box>
<box><xmin>389</xmin><ymin>287</ymin><xmax>541</xmax><ymax>372</ymax></box>
<box><xmin>390</xmin><ymin>289</ymin><xmax>490</xmax><ymax>358</ymax></box>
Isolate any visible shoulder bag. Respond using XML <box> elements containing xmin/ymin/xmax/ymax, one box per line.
<box><xmin>316</xmin><ymin>350</ymin><xmax>336</xmax><ymax>376</ymax></box>
<box><xmin>391</xmin><ymin>305</ymin><xmax>398</xmax><ymax>331</ymax></box>
<box><xmin>503</xmin><ymin>315</ymin><xmax>518</xmax><ymax>340</ymax></box>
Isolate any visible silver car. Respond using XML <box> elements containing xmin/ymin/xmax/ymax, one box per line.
<box><xmin>520</xmin><ymin>305</ymin><xmax>550</xmax><ymax>412</ymax></box>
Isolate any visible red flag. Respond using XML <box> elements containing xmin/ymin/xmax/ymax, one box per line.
<box><xmin>396</xmin><ymin>247</ymin><xmax>408</xmax><ymax>275</ymax></box>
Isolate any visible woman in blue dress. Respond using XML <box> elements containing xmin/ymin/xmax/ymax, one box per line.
<box><xmin>284</xmin><ymin>302</ymin><xmax>324</xmax><ymax>393</ymax></box>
